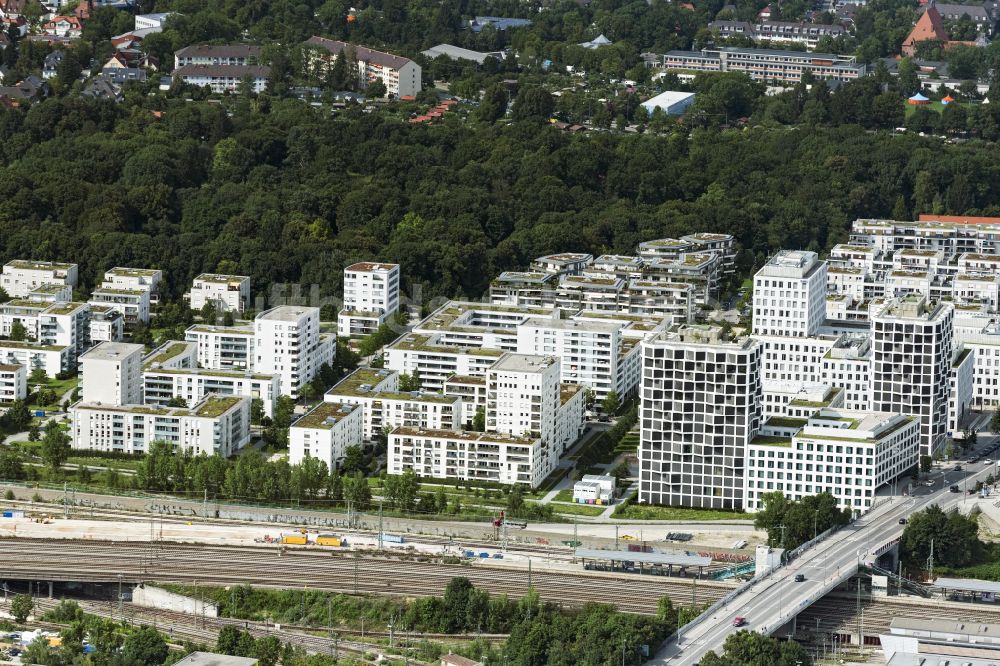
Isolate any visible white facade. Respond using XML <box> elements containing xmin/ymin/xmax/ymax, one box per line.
<box><xmin>639</xmin><ymin>325</ymin><xmax>761</xmax><ymax>510</ymax></box>
<box><xmin>752</xmin><ymin>250</ymin><xmax>827</xmax><ymax>338</ymax></box>
<box><xmin>188</xmin><ymin>274</ymin><xmax>250</xmax><ymax>313</ymax></box>
<box><xmin>185</xmin><ymin>325</ymin><xmax>255</xmax><ymax>370</ymax></box>
<box><xmin>89</xmin><ymin>306</ymin><xmax>125</xmax><ymax>343</ymax></box>
<box><xmin>388</xmin><ymin>428</ymin><xmax>545</xmax><ymax>486</ymax></box>
<box><xmin>744</xmin><ymin>409</ymin><xmax>919</xmax><ymax>513</ymax></box>
<box><xmin>949</xmin><ymin>347</ymin><xmax>975</xmax><ymax>435</ymax></box>
<box><xmin>102</xmin><ymin>268</ymin><xmax>162</xmax><ymax>303</ymax></box>
<box><xmin>173</xmin><ymin>65</ymin><xmax>270</xmax><ymax>93</ymax></box>
<box><xmin>0</xmin><ymin>364</ymin><xmax>26</xmax><ymax>402</ymax></box>
<box><xmin>338</xmin><ymin>261</ymin><xmax>401</xmax><ymax>337</ymax></box>
<box><xmin>573</xmin><ymin>474</ymin><xmax>615</xmax><ymax>503</ymax></box>
<box><xmin>289</xmin><ymin>402</ymin><xmax>363</xmax><ymax>471</ymax></box>
<box><xmin>88</xmin><ymin>286</ymin><xmax>150</xmax><ymax>324</ymax></box>
<box><xmin>134</xmin><ymin>13</ymin><xmax>172</xmax><ymax>31</ymax></box>
<box><xmin>80</xmin><ymin>342</ymin><xmax>145</xmax><ymax>406</ymax></box>
<box><xmin>871</xmin><ymin>296</ymin><xmax>953</xmax><ymax>457</ymax></box>
<box><xmin>0</xmin><ymin>341</ymin><xmax>73</xmax><ymax>379</ymax></box>
<box><xmin>71</xmin><ymin>395</ymin><xmax>250</xmax><ymax>457</ymax></box>
<box><xmin>254</xmin><ymin>306</ymin><xmax>334</xmax><ymax>399</ymax></box>
<box><xmin>1</xmin><ymin>260</ymin><xmax>78</xmax><ymax>298</ymax></box>
<box><xmin>487</xmin><ymin>354</ymin><xmax>560</xmax><ymax>479</ymax></box>
<box><xmin>820</xmin><ymin>335</ymin><xmax>872</xmax><ymax>410</ymax></box>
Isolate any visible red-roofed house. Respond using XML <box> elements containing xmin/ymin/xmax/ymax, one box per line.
<box><xmin>42</xmin><ymin>15</ymin><xmax>83</xmax><ymax>38</ymax></box>
<box><xmin>902</xmin><ymin>5</ymin><xmax>949</xmax><ymax>55</ymax></box>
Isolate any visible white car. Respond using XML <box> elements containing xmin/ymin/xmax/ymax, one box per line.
<box><xmin>985</xmin><ymin>459</ymin><xmax>993</xmax><ymax>465</ymax></box>
<box><xmin>922</xmin><ymin>481</ymin><xmax>934</xmax><ymax>487</ymax></box>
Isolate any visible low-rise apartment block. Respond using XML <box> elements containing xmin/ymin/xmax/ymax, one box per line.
<box><xmin>185</xmin><ymin>324</ymin><xmax>255</xmax><ymax>370</ymax></box>
<box><xmin>743</xmin><ymin>409</ymin><xmax>919</xmax><ymax>514</ymax></box>
<box><xmin>71</xmin><ymin>394</ymin><xmax>250</xmax><ymax>456</ymax></box>
<box><xmin>709</xmin><ymin>20</ymin><xmax>847</xmax><ymax>50</ymax></box>
<box><xmin>338</xmin><ymin>261</ymin><xmax>400</xmax><ymax>337</ymax></box>
<box><xmin>188</xmin><ymin>274</ymin><xmax>250</xmax><ymax>313</ymax></box>
<box><xmin>88</xmin><ymin>286</ymin><xmax>150</xmax><ymax>324</ymax></box>
<box><xmin>304</xmin><ymin>37</ymin><xmax>421</xmax><ymax>98</ymax></box>
<box><xmin>0</xmin><ymin>363</ymin><xmax>26</xmax><ymax>402</ymax></box>
<box><xmin>654</xmin><ymin>47</ymin><xmax>866</xmax><ymax>84</ymax></box>
<box><xmin>174</xmin><ymin>65</ymin><xmax>271</xmax><ymax>94</ymax></box>
<box><xmin>174</xmin><ymin>44</ymin><xmax>261</xmax><ymax>68</ymax></box>
<box><xmin>102</xmin><ymin>267</ymin><xmax>162</xmax><ymax>304</ymax></box>
<box><xmin>289</xmin><ymin>401</ymin><xmax>363</xmax><ymax>471</ymax></box>
<box><xmin>1</xmin><ymin>260</ymin><xmax>78</xmax><ymax>298</ymax></box>
<box><xmin>0</xmin><ymin>340</ymin><xmax>73</xmax><ymax>378</ymax></box>
<box><xmin>388</xmin><ymin>428</ymin><xmax>545</xmax><ymax>486</ymax></box>
<box><xmin>89</xmin><ymin>305</ymin><xmax>125</xmax><ymax>343</ymax></box>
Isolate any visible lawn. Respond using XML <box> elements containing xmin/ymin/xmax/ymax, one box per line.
<box><xmin>67</xmin><ymin>456</ymin><xmax>141</xmax><ymax>471</ymax></box>
<box><xmin>552</xmin><ymin>489</ymin><xmax>574</xmax><ymax>503</ymax></box>
<box><xmin>612</xmin><ymin>504</ymin><xmax>747</xmax><ymax>521</ymax></box>
<box><xmin>551</xmin><ymin>503</ymin><xmax>606</xmax><ymax>517</ymax></box>
<box><xmin>903</xmin><ymin>100</ymin><xmax>975</xmax><ymax>118</ymax></box>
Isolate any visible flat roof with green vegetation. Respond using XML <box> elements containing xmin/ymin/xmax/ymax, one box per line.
<box><xmin>30</xmin><ymin>283</ymin><xmax>69</xmax><ymax>294</ymax></box>
<box><xmin>391</xmin><ymin>333</ymin><xmax>504</xmax><ymax>357</ymax></box>
<box><xmin>6</xmin><ymin>260</ymin><xmax>75</xmax><ymax>270</ymax></box>
<box><xmin>195</xmin><ymin>273</ymin><xmax>249</xmax><ymax>283</ymax></box>
<box><xmin>954</xmin><ymin>347</ymin><xmax>973</xmax><ymax>367</ymax></box>
<box><xmin>144</xmin><ymin>341</ymin><xmax>192</xmax><ymax>367</ymax></box>
<box><xmin>92</xmin><ymin>287</ymin><xmax>145</xmax><ymax>296</ymax></box>
<box><xmin>0</xmin><ymin>339</ymin><xmax>66</xmax><ymax>352</ymax></box>
<box><xmin>392</xmin><ymin>426</ymin><xmax>537</xmax><ymax>445</ymax></box>
<box><xmin>145</xmin><ymin>367</ymin><xmax>274</xmax><ymax>381</ymax></box>
<box><xmin>766</xmin><ymin>416</ymin><xmax>808</xmax><ymax>429</ymax></box>
<box><xmin>186</xmin><ymin>324</ymin><xmax>254</xmax><ymax>335</ymax></box>
<box><xmin>294</xmin><ymin>401</ymin><xmax>357</xmax><ymax>429</ymax></box>
<box><xmin>328</xmin><ymin>367</ymin><xmax>397</xmax><ymax>397</ymax></box>
<box><xmin>43</xmin><ymin>302</ymin><xmax>86</xmax><ymax>316</ymax></box>
<box><xmin>751</xmin><ymin>435</ymin><xmax>792</xmax><ymax>447</ymax></box>
<box><xmin>193</xmin><ymin>395</ymin><xmax>243</xmax><ymax>418</ymax></box>
<box><xmin>107</xmin><ymin>267</ymin><xmax>160</xmax><ymax>277</ymax></box>
<box><xmin>560</xmin><ymin>383</ymin><xmax>582</xmax><ymax>405</ymax></box>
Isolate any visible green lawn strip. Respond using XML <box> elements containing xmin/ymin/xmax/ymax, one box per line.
<box><xmin>612</xmin><ymin>504</ymin><xmax>745</xmax><ymax>521</ymax></box>
<box><xmin>551</xmin><ymin>503</ymin><xmax>606</xmax><ymax>517</ymax></box>
<box><xmin>552</xmin><ymin>489</ymin><xmax>574</xmax><ymax>503</ymax></box>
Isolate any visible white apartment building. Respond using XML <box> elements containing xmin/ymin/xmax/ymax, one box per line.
<box><xmin>304</xmin><ymin>37</ymin><xmax>421</xmax><ymax>97</ymax></box>
<box><xmin>324</xmin><ymin>367</ymin><xmax>399</xmax><ymax>438</ymax></box>
<box><xmin>27</xmin><ymin>284</ymin><xmax>72</xmax><ymax>303</ymax></box>
<box><xmin>39</xmin><ymin>302</ymin><xmax>90</xmax><ymax>360</ymax></box>
<box><xmin>71</xmin><ymin>395</ymin><xmax>250</xmax><ymax>456</ymax></box>
<box><xmin>0</xmin><ymin>300</ymin><xmax>46</xmax><ymax>338</ymax></box>
<box><xmin>755</xmin><ymin>334</ymin><xmax>838</xmax><ymax>385</ymax></box>
<box><xmin>743</xmin><ymin>409</ymin><xmax>919</xmax><ymax>514</ymax></box>
<box><xmin>762</xmin><ymin>381</ymin><xmax>844</xmax><ymax>419</ymax></box>
<box><xmin>388</xmin><ymin>428</ymin><xmax>545</xmax><ymax>486</ymax></box>
<box><xmin>639</xmin><ymin>325</ymin><xmax>761</xmax><ymax>510</ymax></box>
<box><xmin>1</xmin><ymin>260</ymin><xmax>78</xmax><ymax>298</ymax></box>
<box><xmin>871</xmin><ymin>296</ymin><xmax>953</xmax><ymax>456</ymax></box>
<box><xmin>79</xmin><ymin>342</ymin><xmax>145</xmax><ymax>406</ymax></box>
<box><xmin>89</xmin><ymin>305</ymin><xmax>125</xmax><ymax>343</ymax></box>
<box><xmin>0</xmin><ymin>341</ymin><xmax>73</xmax><ymax>378</ymax></box>
<box><xmin>753</xmin><ymin>250</ymin><xmax>827</xmax><ymax>338</ymax></box>
<box><xmin>142</xmin><ymin>341</ymin><xmax>280</xmax><ymax>417</ymax></box>
<box><xmin>338</xmin><ymin>261</ymin><xmax>401</xmax><ymax>337</ymax></box>
<box><xmin>0</xmin><ymin>364</ymin><xmax>26</xmax><ymax>402</ymax></box>
<box><xmin>188</xmin><ymin>274</ymin><xmax>250</xmax><ymax>313</ymax></box>
<box><xmin>185</xmin><ymin>325</ymin><xmax>255</xmax><ymax>370</ymax></box>
<box><xmin>102</xmin><ymin>268</ymin><xmax>162</xmax><ymax>303</ymax></box>
<box><xmin>289</xmin><ymin>401</ymin><xmax>363</xmax><ymax>470</ymax></box>
<box><xmin>88</xmin><ymin>286</ymin><xmax>150</xmax><ymax>324</ymax></box>
<box><xmin>487</xmin><ymin>354</ymin><xmax>560</xmax><ymax>474</ymax></box>
<box><xmin>254</xmin><ymin>306</ymin><xmax>335</xmax><ymax>399</ymax></box>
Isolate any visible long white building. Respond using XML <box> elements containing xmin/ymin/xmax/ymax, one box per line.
<box><xmin>744</xmin><ymin>409</ymin><xmax>920</xmax><ymax>514</ymax></box>
<box><xmin>71</xmin><ymin>394</ymin><xmax>250</xmax><ymax>456</ymax></box>
<box><xmin>638</xmin><ymin>324</ymin><xmax>761</xmax><ymax>510</ymax></box>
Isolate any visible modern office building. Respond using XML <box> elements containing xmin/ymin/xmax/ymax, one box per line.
<box><xmin>870</xmin><ymin>296</ymin><xmax>953</xmax><ymax>456</ymax></box>
<box><xmin>743</xmin><ymin>409</ymin><xmax>920</xmax><ymax>514</ymax></box>
<box><xmin>638</xmin><ymin>324</ymin><xmax>762</xmax><ymax>510</ymax></box>
<box><xmin>338</xmin><ymin>261</ymin><xmax>401</xmax><ymax>337</ymax></box>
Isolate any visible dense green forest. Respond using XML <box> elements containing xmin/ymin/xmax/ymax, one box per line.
<box><xmin>2</xmin><ymin>91</ymin><xmax>999</xmax><ymax>303</ymax></box>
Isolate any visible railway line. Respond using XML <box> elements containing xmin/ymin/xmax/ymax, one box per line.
<box><xmin>0</xmin><ymin>538</ymin><xmax>734</xmax><ymax>614</ymax></box>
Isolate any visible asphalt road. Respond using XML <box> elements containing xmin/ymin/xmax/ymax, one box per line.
<box><xmin>655</xmin><ymin>458</ymin><xmax>1000</xmax><ymax>665</ymax></box>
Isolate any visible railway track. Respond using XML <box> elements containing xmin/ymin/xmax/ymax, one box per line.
<box><xmin>0</xmin><ymin>538</ymin><xmax>734</xmax><ymax>614</ymax></box>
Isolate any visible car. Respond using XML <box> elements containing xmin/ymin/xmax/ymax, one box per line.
<box><xmin>950</xmin><ymin>485</ymin><xmax>961</xmax><ymax>493</ymax></box>
<box><xmin>733</xmin><ymin>617</ymin><xmax>747</xmax><ymax>627</ymax></box>
<box><xmin>620</xmin><ymin>535</ymin><xmax>636</xmax><ymax>541</ymax></box>
<box><xmin>986</xmin><ymin>459</ymin><xmax>993</xmax><ymax>465</ymax></box>
<box><xmin>922</xmin><ymin>481</ymin><xmax>934</xmax><ymax>487</ymax></box>
<box><xmin>794</xmin><ymin>573</ymin><xmax>805</xmax><ymax>582</ymax></box>
<box><xmin>955</xmin><ymin>465</ymin><xmax>964</xmax><ymax>471</ymax></box>
<box><xmin>899</xmin><ymin>518</ymin><xmax>907</xmax><ymax>524</ymax></box>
